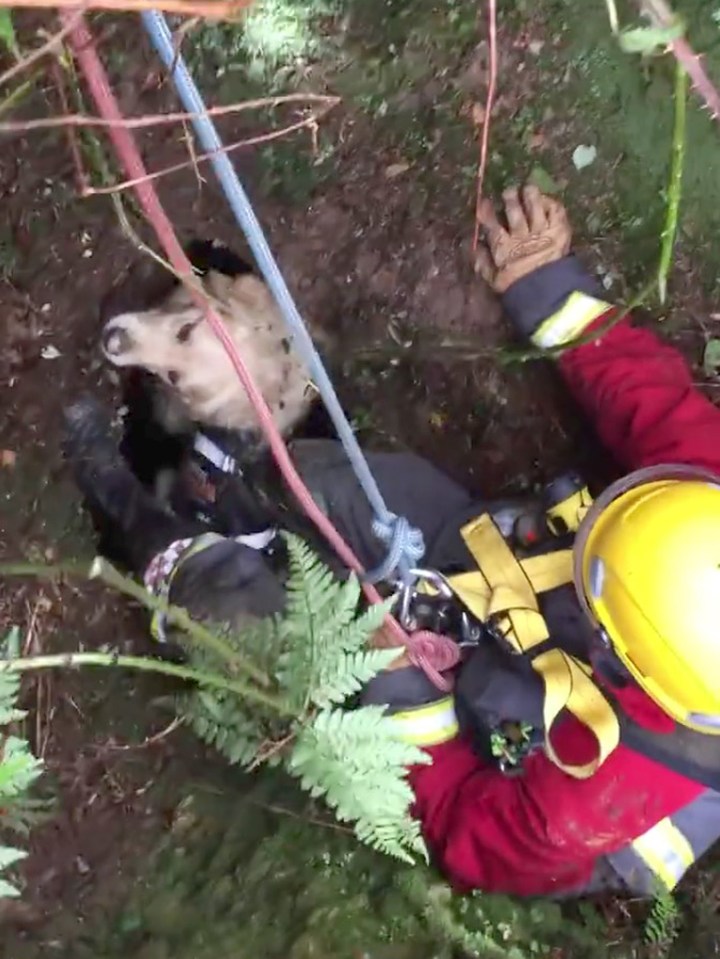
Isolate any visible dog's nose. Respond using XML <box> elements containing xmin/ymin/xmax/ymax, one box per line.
<box><xmin>102</xmin><ymin>323</ymin><xmax>133</xmax><ymax>358</ymax></box>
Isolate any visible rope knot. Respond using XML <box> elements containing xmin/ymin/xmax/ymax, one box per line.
<box><xmin>406</xmin><ymin>630</ymin><xmax>461</xmax><ymax>692</ymax></box>
<box><xmin>364</xmin><ymin>512</ymin><xmax>425</xmax><ymax>584</ymax></box>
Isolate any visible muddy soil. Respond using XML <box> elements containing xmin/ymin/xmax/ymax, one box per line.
<box><xmin>2</xmin><ymin>1</ymin><xmax>720</xmax><ymax>956</ymax></box>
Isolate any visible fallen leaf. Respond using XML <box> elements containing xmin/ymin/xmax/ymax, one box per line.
<box><xmin>703</xmin><ymin>339</ymin><xmax>720</xmax><ymax>378</ymax></box>
<box><xmin>0</xmin><ymin>449</ymin><xmax>16</xmax><ymax>468</ymax></box>
<box><xmin>529</xmin><ymin>165</ymin><xmax>560</xmax><ymax>194</ymax></box>
<box><xmin>429</xmin><ymin>411</ymin><xmax>447</xmax><ymax>429</ymax></box>
<box><xmin>471</xmin><ymin>102</ymin><xmax>486</xmax><ymax>126</ymax></box>
<box><xmin>40</xmin><ymin>345</ymin><xmax>61</xmax><ymax>360</ymax></box>
<box><xmin>384</xmin><ymin>162</ymin><xmax>410</xmax><ymax>179</ymax></box>
<box><xmin>572</xmin><ymin>144</ymin><xmax>597</xmax><ymax>171</ymax></box>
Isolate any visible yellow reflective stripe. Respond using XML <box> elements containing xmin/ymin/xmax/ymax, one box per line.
<box><xmin>632</xmin><ymin>818</ymin><xmax>695</xmax><ymax>890</ymax></box>
<box><xmin>531</xmin><ymin>291</ymin><xmax>612</xmax><ymax>349</ymax></box>
<box><xmin>391</xmin><ymin>697</ymin><xmax>459</xmax><ymax>747</ymax></box>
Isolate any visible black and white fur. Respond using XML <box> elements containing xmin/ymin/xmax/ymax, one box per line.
<box><xmin>101</xmin><ymin>240</ymin><xmax>333</xmax><ymax>527</ymax></box>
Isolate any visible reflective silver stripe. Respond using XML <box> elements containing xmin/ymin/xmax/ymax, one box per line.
<box><xmin>531</xmin><ymin>291</ymin><xmax>611</xmax><ymax>349</ymax></box>
<box><xmin>391</xmin><ymin>697</ymin><xmax>459</xmax><ymax>746</ymax></box>
<box><xmin>194</xmin><ymin>432</ymin><xmax>238</xmax><ymax>474</ymax></box>
<box><xmin>630</xmin><ymin>817</ymin><xmax>695</xmax><ymax>890</ymax></box>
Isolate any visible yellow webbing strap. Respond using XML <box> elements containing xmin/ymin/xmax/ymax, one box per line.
<box><xmin>447</xmin><ymin>514</ymin><xmax>620</xmax><ymax>778</ymax></box>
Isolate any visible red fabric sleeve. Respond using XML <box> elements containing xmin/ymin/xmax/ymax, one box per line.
<box><xmin>558</xmin><ymin>314</ymin><xmax>720</xmax><ymax>473</ymax></box>
<box><xmin>409</xmin><ymin>720</ymin><xmax>702</xmax><ymax>896</ymax></box>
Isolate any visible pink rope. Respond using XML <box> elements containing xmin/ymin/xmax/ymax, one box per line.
<box><xmin>62</xmin><ymin>12</ymin><xmax>460</xmax><ymax>685</ymax></box>
<box><xmin>472</xmin><ymin>0</ymin><xmax>498</xmax><ymax>252</ymax></box>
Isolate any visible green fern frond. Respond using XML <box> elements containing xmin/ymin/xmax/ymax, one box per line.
<box><xmin>0</xmin><ymin>673</ymin><xmax>25</xmax><ymax>726</ymax></box>
<box><xmin>311</xmin><ymin>648</ymin><xmax>398</xmax><ymax>708</ymax></box>
<box><xmin>644</xmin><ymin>886</ymin><xmax>680</xmax><ymax>947</ymax></box>
<box><xmin>0</xmin><ymin>676</ymin><xmax>43</xmax><ymax>899</ymax></box>
<box><xmin>178</xmin><ymin>536</ymin><xmax>435</xmax><ymax>862</ymax></box>
<box><xmin>278</xmin><ymin>534</ymin><xmax>392</xmax><ymax>711</ymax></box>
<box><xmin>289</xmin><ymin>707</ymin><xmax>430</xmax><ymax>863</ymax></box>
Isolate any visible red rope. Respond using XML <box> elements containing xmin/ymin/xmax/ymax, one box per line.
<box><xmin>61</xmin><ymin>12</ymin><xmax>460</xmax><ymax>685</ymax></box>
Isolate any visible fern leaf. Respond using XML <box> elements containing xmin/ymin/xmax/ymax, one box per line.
<box><xmin>0</xmin><ymin>673</ymin><xmax>25</xmax><ymax>726</ymax></box>
<box><xmin>289</xmin><ymin>707</ymin><xmax>430</xmax><ymax>863</ymax></box>
<box><xmin>0</xmin><ymin>878</ymin><xmax>20</xmax><ymax>899</ymax></box>
<box><xmin>278</xmin><ymin>536</ymin><xmax>394</xmax><ymax>711</ymax></box>
<box><xmin>0</xmin><ymin>739</ymin><xmax>42</xmax><ymax>800</ymax></box>
<box><xmin>311</xmin><ymin>648</ymin><xmax>399</xmax><ymax>707</ymax></box>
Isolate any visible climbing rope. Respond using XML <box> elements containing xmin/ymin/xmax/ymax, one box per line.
<box><xmin>142</xmin><ymin>9</ymin><xmax>423</xmax><ymax>587</ymax></box>
<box><xmin>60</xmin><ymin>11</ymin><xmax>460</xmax><ymax>689</ymax></box>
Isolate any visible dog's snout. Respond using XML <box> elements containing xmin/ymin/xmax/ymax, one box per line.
<box><xmin>102</xmin><ymin>323</ymin><xmax>133</xmax><ymax>358</ymax></box>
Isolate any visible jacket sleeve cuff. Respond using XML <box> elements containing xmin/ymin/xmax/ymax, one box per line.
<box><xmin>501</xmin><ymin>255</ymin><xmax>611</xmax><ymax>345</ymax></box>
<box><xmin>362</xmin><ymin>667</ymin><xmax>459</xmax><ymax>747</ymax></box>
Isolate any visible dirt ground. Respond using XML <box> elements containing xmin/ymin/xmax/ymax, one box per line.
<box><xmin>3</xmin><ymin>1</ymin><xmax>720</xmax><ymax>956</ymax></box>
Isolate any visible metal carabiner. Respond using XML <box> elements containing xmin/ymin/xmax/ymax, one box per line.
<box><xmin>395</xmin><ymin>567</ymin><xmax>454</xmax><ymax>630</ymax></box>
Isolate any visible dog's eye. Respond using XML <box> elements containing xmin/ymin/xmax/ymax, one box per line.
<box><xmin>168</xmin><ymin>370</ymin><xmax>180</xmax><ymax>386</ymax></box>
<box><xmin>176</xmin><ymin>322</ymin><xmax>196</xmax><ymax>344</ymax></box>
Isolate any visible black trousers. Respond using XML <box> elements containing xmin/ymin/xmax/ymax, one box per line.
<box><xmin>168</xmin><ymin>439</ymin><xmax>485</xmax><ymax>626</ymax></box>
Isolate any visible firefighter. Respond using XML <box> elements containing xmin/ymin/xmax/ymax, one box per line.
<box><xmin>64</xmin><ymin>184</ymin><xmax>720</xmax><ymax>898</ymax></box>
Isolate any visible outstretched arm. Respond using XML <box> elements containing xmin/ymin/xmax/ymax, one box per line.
<box><xmin>479</xmin><ymin>186</ymin><xmax>720</xmax><ymax>474</ymax></box>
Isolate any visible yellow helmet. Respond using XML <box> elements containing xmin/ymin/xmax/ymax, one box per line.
<box><xmin>574</xmin><ymin>466</ymin><xmax>720</xmax><ymax>734</ymax></box>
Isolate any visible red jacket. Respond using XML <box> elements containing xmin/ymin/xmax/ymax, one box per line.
<box><xmin>409</xmin><ymin>311</ymin><xmax>720</xmax><ymax>896</ymax></box>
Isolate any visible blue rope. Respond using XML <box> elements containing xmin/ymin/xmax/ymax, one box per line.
<box><xmin>141</xmin><ymin>10</ymin><xmax>424</xmax><ymax>585</ymax></box>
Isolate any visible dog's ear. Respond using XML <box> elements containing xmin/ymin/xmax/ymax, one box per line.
<box><xmin>183</xmin><ymin>238</ymin><xmax>255</xmax><ymax>279</ymax></box>
<box><xmin>99</xmin><ymin>257</ymin><xmax>177</xmax><ymax>326</ymax></box>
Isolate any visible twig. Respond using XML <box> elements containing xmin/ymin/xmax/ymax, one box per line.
<box><xmin>242</xmin><ymin>796</ymin><xmax>354</xmax><ymax>834</ymax></box>
<box><xmin>658</xmin><ymin>61</ymin><xmax>687</xmax><ymax>304</ymax></box>
<box><xmin>5</xmin><ymin>0</ymin><xmax>250</xmax><ymax>19</ymax></box>
<box><xmin>472</xmin><ymin>0</ymin><xmax>498</xmax><ymax>252</ymax></box>
<box><xmin>0</xmin><ymin>651</ymin><xmax>290</xmax><ymax>713</ymax></box>
<box><xmin>638</xmin><ymin>0</ymin><xmax>720</xmax><ymax>123</ymax></box>
<box><xmin>0</xmin><ymin>73</ymin><xmax>38</xmax><ymax>117</ymax></box>
<box><xmin>81</xmin><ymin>112</ymin><xmax>335</xmax><ymax>196</ymax></box>
<box><xmin>0</xmin><ymin>558</ymin><xmax>271</xmax><ymax>687</ymax></box>
<box><xmin>604</xmin><ymin>0</ymin><xmax>619</xmax><ymax>33</ymax></box>
<box><xmin>246</xmin><ymin>730</ymin><xmax>296</xmax><ymax>771</ymax></box>
<box><xmin>0</xmin><ymin>93</ymin><xmax>341</xmax><ymax>132</ymax></box>
<box><xmin>100</xmin><ymin>715</ymin><xmax>183</xmax><ymax>750</ymax></box>
<box><xmin>0</xmin><ymin>5</ymin><xmax>87</xmax><ymax>89</ymax></box>
<box><xmin>49</xmin><ymin>54</ymin><xmax>89</xmax><ymax>193</ymax></box>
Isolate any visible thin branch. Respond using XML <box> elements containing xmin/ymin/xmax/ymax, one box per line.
<box><xmin>0</xmin><ymin>93</ymin><xmax>341</xmax><ymax>132</ymax></box>
<box><xmin>638</xmin><ymin>0</ymin><xmax>720</xmax><ymax>123</ymax></box>
<box><xmin>5</xmin><ymin>0</ymin><xmax>250</xmax><ymax>19</ymax></box>
<box><xmin>604</xmin><ymin>0</ymin><xmax>620</xmax><ymax>34</ymax></box>
<box><xmin>81</xmin><ymin>112</ymin><xmax>335</xmax><ymax>196</ymax></box>
<box><xmin>0</xmin><ymin>651</ymin><xmax>289</xmax><ymax>713</ymax></box>
<box><xmin>658</xmin><ymin>61</ymin><xmax>687</xmax><ymax>303</ymax></box>
<box><xmin>49</xmin><ymin>55</ymin><xmax>89</xmax><ymax>193</ymax></box>
<box><xmin>472</xmin><ymin>0</ymin><xmax>498</xmax><ymax>252</ymax></box>
<box><xmin>0</xmin><ymin>6</ymin><xmax>87</xmax><ymax>89</ymax></box>
<box><xmin>0</xmin><ymin>558</ymin><xmax>272</xmax><ymax>687</ymax></box>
